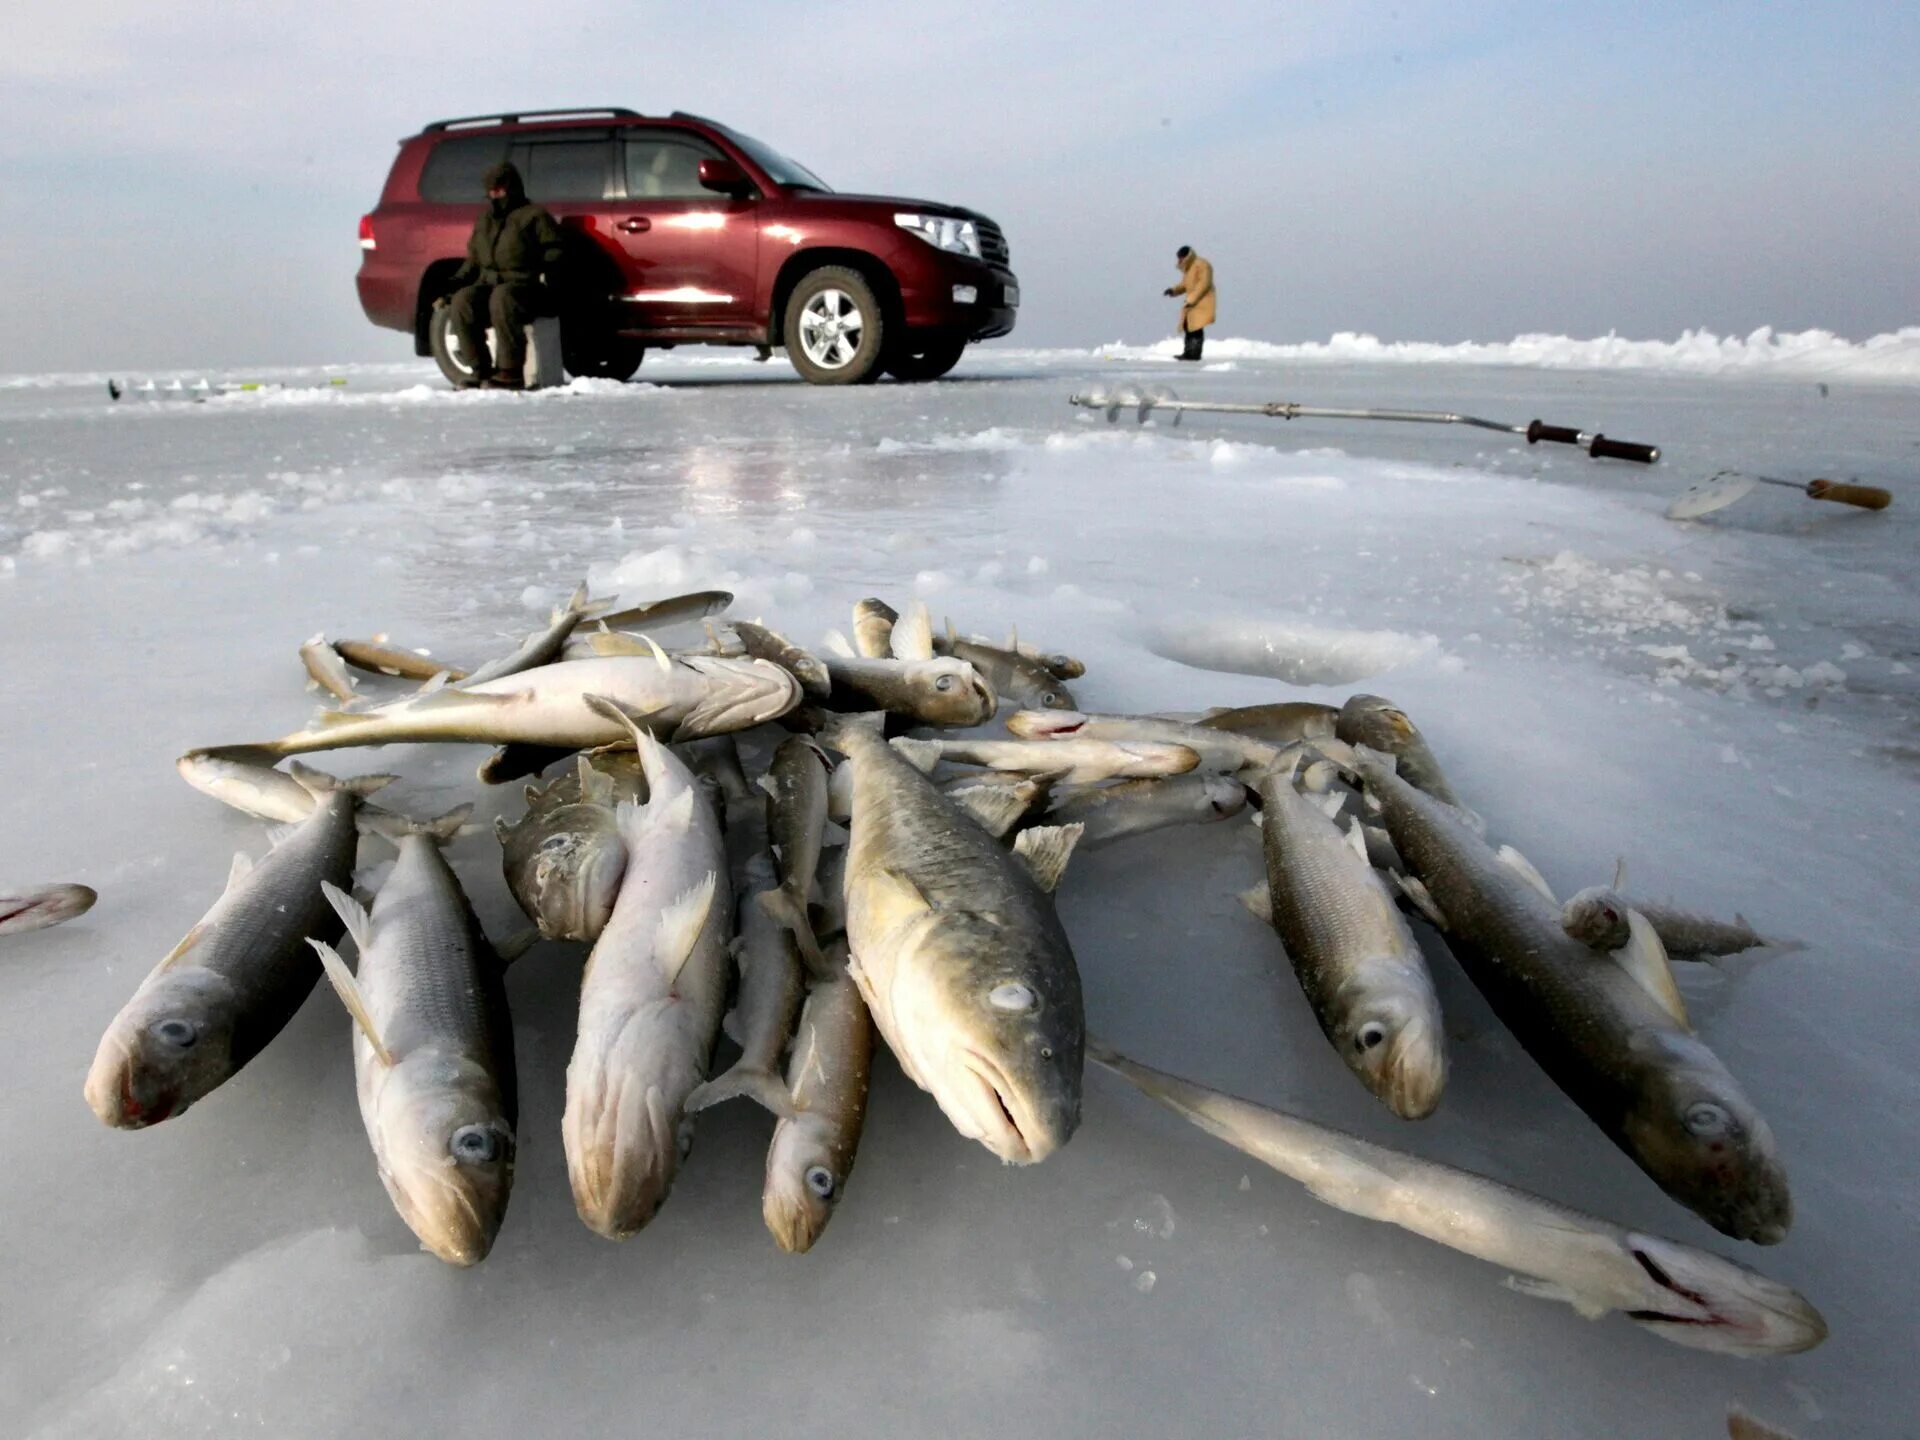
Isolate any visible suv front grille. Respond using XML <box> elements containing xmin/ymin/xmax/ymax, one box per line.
<box><xmin>977</xmin><ymin>219</ymin><xmax>1010</xmax><ymax>268</ymax></box>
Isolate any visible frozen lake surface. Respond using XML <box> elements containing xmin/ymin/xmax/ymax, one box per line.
<box><xmin>2</xmin><ymin>344</ymin><xmax>1914</xmax><ymax>1437</ymax></box>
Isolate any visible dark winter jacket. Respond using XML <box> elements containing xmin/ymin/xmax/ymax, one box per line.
<box><xmin>452</xmin><ymin>167</ymin><xmax>565</xmax><ymax>288</ymax></box>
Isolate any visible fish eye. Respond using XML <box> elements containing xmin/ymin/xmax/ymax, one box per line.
<box><xmin>1355</xmin><ymin>1022</ymin><xmax>1387</xmax><ymax>1052</ymax></box>
<box><xmin>150</xmin><ymin>1018</ymin><xmax>197</xmax><ymax>1049</ymax></box>
<box><xmin>539</xmin><ymin>834</ymin><xmax>570</xmax><ymax>852</ymax></box>
<box><xmin>934</xmin><ymin>675</ymin><xmax>955</xmax><ymax>692</ymax></box>
<box><xmin>1683</xmin><ymin>1102</ymin><xmax>1729</xmax><ymax>1137</ymax></box>
<box><xmin>805</xmin><ymin>1165</ymin><xmax>836</xmax><ymax>1199</ymax></box>
<box><xmin>989</xmin><ymin>982</ymin><xmax>1036</xmax><ymax>1012</ymax></box>
<box><xmin>1040</xmin><ymin>1046</ymin><xmax>1054</xmax><ymax>1060</ymax></box>
<box><xmin>1040</xmin><ymin>692</ymin><xmax>1059</xmax><ymax>706</ymax></box>
<box><xmin>450</xmin><ymin>1124</ymin><xmax>499</xmax><ymax>1162</ymax></box>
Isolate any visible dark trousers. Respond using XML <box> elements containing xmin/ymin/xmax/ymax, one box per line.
<box><xmin>448</xmin><ymin>282</ymin><xmax>546</xmax><ymax>375</ymax></box>
<box><xmin>1179</xmin><ymin>327</ymin><xmax>1206</xmax><ymax>361</ymax></box>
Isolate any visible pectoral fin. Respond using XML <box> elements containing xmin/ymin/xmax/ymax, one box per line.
<box><xmin>1613</xmin><ymin>909</ymin><xmax>1690</xmax><ymax>1029</ymax></box>
<box><xmin>656</xmin><ymin>872</ymin><xmax>719</xmax><ymax>989</ymax></box>
<box><xmin>309</xmin><ymin>938</ymin><xmax>394</xmax><ymax>1068</ymax></box>
<box><xmin>1013</xmin><ymin>823</ymin><xmax>1083</xmax><ymax>894</ymax></box>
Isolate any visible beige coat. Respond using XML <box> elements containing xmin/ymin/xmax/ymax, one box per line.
<box><xmin>1171</xmin><ymin>252</ymin><xmax>1216</xmax><ymax>332</ymax></box>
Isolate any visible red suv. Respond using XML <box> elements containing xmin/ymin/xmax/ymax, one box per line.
<box><xmin>357</xmin><ymin>107</ymin><xmax>1019</xmax><ymax>385</ymax></box>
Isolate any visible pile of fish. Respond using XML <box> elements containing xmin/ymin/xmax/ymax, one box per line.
<box><xmin>73</xmin><ymin>583</ymin><xmax>1824</xmax><ymax>1360</ymax></box>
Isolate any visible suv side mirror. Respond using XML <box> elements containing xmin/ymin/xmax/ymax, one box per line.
<box><xmin>698</xmin><ymin>157</ymin><xmax>751</xmax><ymax>196</ymax></box>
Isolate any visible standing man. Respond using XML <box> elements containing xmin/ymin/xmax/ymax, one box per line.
<box><xmin>435</xmin><ymin>162</ymin><xmax>566</xmax><ymax>389</ymax></box>
<box><xmin>1164</xmin><ymin>245</ymin><xmax>1216</xmax><ymax>361</ymax></box>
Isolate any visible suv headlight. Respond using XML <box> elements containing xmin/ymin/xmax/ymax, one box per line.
<box><xmin>894</xmin><ymin>213</ymin><xmax>981</xmax><ymax>260</ymax></box>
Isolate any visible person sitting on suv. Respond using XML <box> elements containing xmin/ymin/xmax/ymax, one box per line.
<box><xmin>434</xmin><ymin>162</ymin><xmax>565</xmax><ymax>389</ymax></box>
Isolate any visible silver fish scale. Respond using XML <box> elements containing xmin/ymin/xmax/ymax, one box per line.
<box><xmin>368</xmin><ymin>842</ymin><xmax>504</xmax><ymax>1065</ymax></box>
<box><xmin>193</xmin><ymin>792</ymin><xmax>360</xmax><ymax>1063</ymax></box>
<box><xmin>1260</xmin><ymin>780</ymin><xmax>1411</xmax><ymax>998</ymax></box>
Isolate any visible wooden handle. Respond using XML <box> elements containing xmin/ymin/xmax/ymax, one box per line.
<box><xmin>1806</xmin><ymin>479</ymin><xmax>1892</xmax><ymax>510</ymax></box>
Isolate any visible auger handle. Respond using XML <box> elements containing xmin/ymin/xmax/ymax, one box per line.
<box><xmin>1588</xmin><ymin>435</ymin><xmax>1660</xmax><ymax>464</ymax></box>
<box><xmin>1806</xmin><ymin>479</ymin><xmax>1892</xmax><ymax>510</ymax></box>
<box><xmin>1525</xmin><ymin>420</ymin><xmax>1582</xmax><ymax>446</ymax></box>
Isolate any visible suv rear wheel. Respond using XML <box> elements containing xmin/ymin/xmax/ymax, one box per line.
<box><xmin>785</xmin><ymin>267</ymin><xmax>885</xmax><ymax>385</ymax></box>
<box><xmin>885</xmin><ymin>335</ymin><xmax>967</xmax><ymax>382</ymax></box>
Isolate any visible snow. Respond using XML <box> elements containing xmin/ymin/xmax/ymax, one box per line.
<box><xmin>2</xmin><ymin>346</ymin><xmax>1915</xmax><ymax>1438</ymax></box>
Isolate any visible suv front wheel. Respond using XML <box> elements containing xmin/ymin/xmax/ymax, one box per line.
<box><xmin>785</xmin><ymin>267</ymin><xmax>885</xmax><ymax>385</ymax></box>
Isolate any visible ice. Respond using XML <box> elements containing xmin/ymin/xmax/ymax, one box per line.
<box><xmin>1081</xmin><ymin>324</ymin><xmax>1920</xmax><ymax>382</ymax></box>
<box><xmin>2</xmin><ymin>348</ymin><xmax>1915</xmax><ymax>1437</ymax></box>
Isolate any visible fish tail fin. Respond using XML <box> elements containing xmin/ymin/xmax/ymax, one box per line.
<box><xmin>359</xmin><ymin>803</ymin><xmax>474</xmax><ymax>845</ymax></box>
<box><xmin>686</xmin><ymin>1063</ymin><xmax>798</xmax><ymax>1119</ymax></box>
<box><xmin>287</xmin><ymin>761</ymin><xmax>398</xmax><ymax>800</ymax></box>
<box><xmin>308</xmin><ymin>937</ymin><xmax>394</xmax><ymax>1067</ymax></box>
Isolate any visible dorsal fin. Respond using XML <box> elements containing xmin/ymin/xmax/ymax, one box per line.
<box><xmin>1495</xmin><ymin>845</ymin><xmax>1557</xmax><ymax>903</ymax></box>
<box><xmin>225</xmin><ymin>851</ymin><xmax>255</xmax><ymax>892</ymax></box>
<box><xmin>947</xmin><ymin>783</ymin><xmax>1035</xmax><ymax>839</ymax></box>
<box><xmin>417</xmin><ymin>669</ymin><xmax>452</xmax><ymax>695</ymax></box>
<box><xmin>578</xmin><ymin>756</ymin><xmax>615</xmax><ymax>807</ymax></box>
<box><xmin>654</xmin><ymin>786</ymin><xmax>698</xmax><ymax>834</ymax></box>
<box><xmin>1392</xmin><ymin>872</ymin><xmax>1449</xmax><ymax>930</ymax></box>
<box><xmin>656</xmin><ymin>872</ymin><xmax>719</xmax><ymax>988</ymax></box>
<box><xmin>888</xmin><ymin>736</ymin><xmax>943</xmax><ymax>774</ymax></box>
<box><xmin>1012</xmin><ymin>822</ymin><xmax>1082</xmax><ymax>893</ymax></box>
<box><xmin>1341</xmin><ymin>816</ymin><xmax>1370</xmax><ymax>864</ymax></box>
<box><xmin>320</xmin><ymin>878</ymin><xmax>375</xmax><ymax>952</ymax></box>
<box><xmin>1614</xmin><ymin>909</ymin><xmax>1691</xmax><ymax>1028</ymax></box>
<box><xmin>308</xmin><ymin>938</ymin><xmax>394</xmax><ymax>1067</ymax></box>
<box><xmin>890</xmin><ymin>600</ymin><xmax>936</xmax><ymax>662</ymax></box>
<box><xmin>821</xmin><ymin>629</ymin><xmax>855</xmax><ymax>659</ymax></box>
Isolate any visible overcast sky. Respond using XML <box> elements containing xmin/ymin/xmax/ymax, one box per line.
<box><xmin>7</xmin><ymin>1</ymin><xmax>1917</xmax><ymax>371</ymax></box>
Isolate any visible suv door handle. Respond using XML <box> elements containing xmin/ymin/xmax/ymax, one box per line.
<box><xmin>616</xmin><ymin>217</ymin><xmax>651</xmax><ymax>233</ymax></box>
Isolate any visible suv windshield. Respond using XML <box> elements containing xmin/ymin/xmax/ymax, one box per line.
<box><xmin>719</xmin><ymin>127</ymin><xmax>830</xmax><ymax>192</ymax></box>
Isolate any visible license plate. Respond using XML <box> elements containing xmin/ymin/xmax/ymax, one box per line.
<box><xmin>1004</xmin><ymin>284</ymin><xmax>1020</xmax><ymax>307</ymax></box>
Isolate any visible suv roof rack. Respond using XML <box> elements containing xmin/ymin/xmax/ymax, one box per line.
<box><xmin>422</xmin><ymin>108</ymin><xmax>642</xmax><ymax>134</ymax></box>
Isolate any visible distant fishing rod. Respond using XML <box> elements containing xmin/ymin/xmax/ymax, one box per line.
<box><xmin>1067</xmin><ymin>389</ymin><xmax>1661</xmax><ymax>464</ymax></box>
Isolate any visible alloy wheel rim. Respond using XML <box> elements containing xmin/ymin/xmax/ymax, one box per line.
<box><xmin>799</xmin><ymin>289</ymin><xmax>863</xmax><ymax>369</ymax></box>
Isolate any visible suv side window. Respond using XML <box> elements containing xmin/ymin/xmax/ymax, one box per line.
<box><xmin>623</xmin><ymin>133</ymin><xmax>726</xmax><ymax>199</ymax></box>
<box><xmin>510</xmin><ymin>138</ymin><xmax>614</xmax><ymax>201</ymax></box>
<box><xmin>418</xmin><ymin>136</ymin><xmax>511</xmax><ymax>201</ymax></box>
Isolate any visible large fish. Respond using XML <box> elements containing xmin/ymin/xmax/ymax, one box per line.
<box><xmin>935</xmin><ymin>624</ymin><xmax>1077</xmax><ymax>710</ymax></box>
<box><xmin>823</xmin><ymin>600</ymin><xmax>995</xmax><ymax>728</ymax></box>
<box><xmin>176</xmin><ymin>749</ymin><xmax>397</xmax><ymax>825</ymax></box>
<box><xmin>496</xmin><ymin>751</ymin><xmax>647</xmax><ymax>942</ymax></box>
<box><xmin>829</xmin><ymin>715</ymin><xmax>1084</xmax><ymax>1164</ymax></box>
<box><xmin>850</xmin><ymin>597</ymin><xmax>898</xmax><ymax>659</ymax></box>
<box><xmin>1008</xmin><ymin>709</ymin><xmax>1275</xmax><ymax>773</ymax></box>
<box><xmin>334</xmin><ymin>636</ymin><xmax>465</xmax><ymax>682</ymax></box>
<box><xmin>1335</xmin><ymin>695</ymin><xmax>1469</xmax><ymax>813</ymax></box>
<box><xmin>0</xmin><ymin>884</ymin><xmax>97</xmax><ymax>937</ymax></box>
<box><xmin>1350</xmin><ymin>749</ymin><xmax>1793</xmax><ymax>1243</ymax></box>
<box><xmin>591</xmin><ymin>589</ymin><xmax>733</xmax><ymax>634</ymax></box>
<box><xmin>732</xmin><ymin>620</ymin><xmax>831</xmax><ymax>698</ymax></box>
<box><xmin>1197</xmin><ymin>701</ymin><xmax>1340</xmax><ymax>745</ymax></box>
<box><xmin>1092</xmin><ymin>1044</ymin><xmax>1825</xmax><ymax>1357</ymax></box>
<box><xmin>455</xmin><ymin>581</ymin><xmax>611</xmax><ymax>689</ymax></box>
<box><xmin>310</xmin><ymin>809</ymin><xmax>515</xmax><ymax>1266</ymax></box>
<box><xmin>686</xmin><ymin>806</ymin><xmax>805</xmax><ymax>1118</ymax></box>
<box><xmin>220</xmin><ymin>653</ymin><xmax>800</xmax><ymax>759</ymax></box>
<box><xmin>1246</xmin><ymin>757</ymin><xmax>1446</xmax><ymax>1118</ymax></box>
<box><xmin>1046</xmin><ymin>774</ymin><xmax>1246</xmax><ymax>848</ymax></box>
<box><xmin>893</xmin><ymin>735</ymin><xmax>1198</xmax><ymax>785</ymax></box>
<box><xmin>84</xmin><ymin>765</ymin><xmax>381</xmax><ymax>1128</ymax></box>
<box><xmin>763</xmin><ymin>937</ymin><xmax>873</xmax><ymax>1254</ymax></box>
<box><xmin>563</xmin><ymin>699</ymin><xmax>732</xmax><ymax>1239</ymax></box>
<box><xmin>299</xmin><ymin>634</ymin><xmax>360</xmax><ymax>702</ymax></box>
<box><xmin>755</xmin><ymin>736</ymin><xmax>833</xmax><ymax>969</ymax></box>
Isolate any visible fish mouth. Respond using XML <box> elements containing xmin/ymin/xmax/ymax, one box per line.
<box><xmin>1622</xmin><ymin>1241</ymin><xmax>1828</xmax><ymax>1356</ymax></box>
<box><xmin>1361</xmin><ymin>1013</ymin><xmax>1446</xmax><ymax>1120</ymax></box>
<box><xmin>84</xmin><ymin>1035</ymin><xmax>180</xmax><ymax>1130</ymax></box>
<box><xmin>950</xmin><ymin>1048</ymin><xmax>1063</xmax><ymax>1166</ymax></box>
<box><xmin>762</xmin><ymin>1186</ymin><xmax>829</xmax><ymax>1255</ymax></box>
<box><xmin>1008</xmin><ymin>710</ymin><xmax>1085</xmax><ymax>740</ymax></box>
<box><xmin>389</xmin><ymin>1163</ymin><xmax>507</xmax><ymax>1267</ymax></box>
